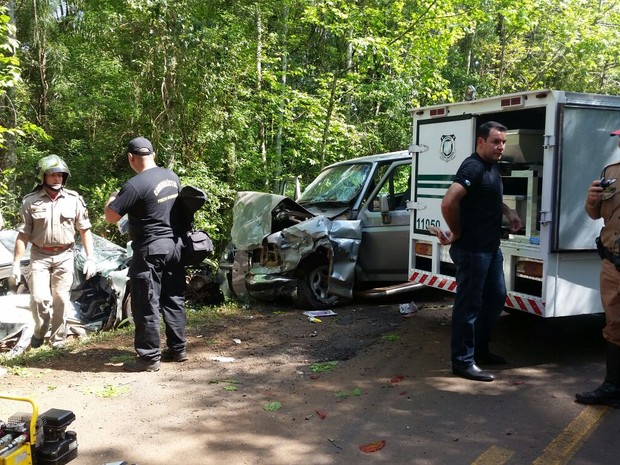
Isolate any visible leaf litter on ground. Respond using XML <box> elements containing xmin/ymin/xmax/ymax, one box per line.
<box><xmin>359</xmin><ymin>439</ymin><xmax>386</xmax><ymax>453</ymax></box>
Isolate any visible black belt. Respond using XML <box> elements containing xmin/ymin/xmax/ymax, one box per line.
<box><xmin>596</xmin><ymin>237</ymin><xmax>615</xmax><ymax>261</ymax></box>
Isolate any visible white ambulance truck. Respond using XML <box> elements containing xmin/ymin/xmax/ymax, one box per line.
<box><xmin>407</xmin><ymin>89</ymin><xmax>620</xmax><ymax>317</ymax></box>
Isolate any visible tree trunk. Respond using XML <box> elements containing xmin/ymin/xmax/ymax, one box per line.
<box><xmin>319</xmin><ymin>72</ymin><xmax>338</xmax><ymax>170</ymax></box>
<box><xmin>256</xmin><ymin>5</ymin><xmax>267</xmax><ymax>189</ymax></box>
<box><xmin>33</xmin><ymin>0</ymin><xmax>49</xmax><ymax>128</ymax></box>
<box><xmin>1</xmin><ymin>0</ymin><xmax>18</xmax><ymax>171</ymax></box>
<box><xmin>496</xmin><ymin>14</ymin><xmax>506</xmax><ymax>95</ymax></box>
<box><xmin>273</xmin><ymin>5</ymin><xmax>289</xmax><ymax>194</ymax></box>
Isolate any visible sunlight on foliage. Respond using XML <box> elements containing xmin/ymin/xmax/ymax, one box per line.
<box><xmin>5</xmin><ymin>0</ymin><xmax>620</xmax><ymax>255</ymax></box>
<box><xmin>6</xmin><ymin>366</ymin><xmax>33</xmax><ymax>377</ymax></box>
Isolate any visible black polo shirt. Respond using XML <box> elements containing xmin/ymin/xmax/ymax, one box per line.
<box><xmin>452</xmin><ymin>153</ymin><xmax>503</xmax><ymax>252</ymax></box>
<box><xmin>108</xmin><ymin>167</ymin><xmax>180</xmax><ymax>246</ymax></box>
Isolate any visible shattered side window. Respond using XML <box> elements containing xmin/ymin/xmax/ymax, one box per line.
<box><xmin>369</xmin><ymin>164</ymin><xmax>411</xmax><ymax>212</ymax></box>
<box><xmin>297</xmin><ymin>163</ymin><xmax>371</xmax><ymax>204</ymax></box>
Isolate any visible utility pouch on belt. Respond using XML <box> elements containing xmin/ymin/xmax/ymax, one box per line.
<box><xmin>596</xmin><ymin>236</ymin><xmax>620</xmax><ymax>271</ymax></box>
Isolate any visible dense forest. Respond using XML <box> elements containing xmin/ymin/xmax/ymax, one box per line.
<box><xmin>2</xmin><ymin>0</ymin><xmax>620</xmax><ymax>248</ymax></box>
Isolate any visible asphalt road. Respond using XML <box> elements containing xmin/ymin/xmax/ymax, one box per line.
<box><xmin>336</xmin><ymin>288</ymin><xmax>617</xmax><ymax>465</ymax></box>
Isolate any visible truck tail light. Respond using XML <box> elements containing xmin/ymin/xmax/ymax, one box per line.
<box><xmin>429</xmin><ymin>107</ymin><xmax>448</xmax><ymax>117</ymax></box>
<box><xmin>415</xmin><ymin>242</ymin><xmax>433</xmax><ymax>257</ymax></box>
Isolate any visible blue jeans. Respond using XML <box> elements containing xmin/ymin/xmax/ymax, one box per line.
<box><xmin>449</xmin><ymin>246</ymin><xmax>506</xmax><ymax>367</ymax></box>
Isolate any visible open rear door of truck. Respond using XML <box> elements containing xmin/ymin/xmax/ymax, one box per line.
<box><xmin>413</xmin><ymin>115</ymin><xmax>476</xmax><ymax>236</ymax></box>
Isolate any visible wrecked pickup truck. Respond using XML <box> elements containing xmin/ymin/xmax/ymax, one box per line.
<box><xmin>220</xmin><ymin>150</ymin><xmax>420</xmax><ymax>309</ymax></box>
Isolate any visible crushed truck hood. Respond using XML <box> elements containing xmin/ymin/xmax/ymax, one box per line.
<box><xmin>229</xmin><ymin>192</ymin><xmax>362</xmax><ymax>299</ymax></box>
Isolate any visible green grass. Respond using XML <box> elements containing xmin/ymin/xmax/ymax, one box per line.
<box><xmin>186</xmin><ymin>300</ymin><xmax>252</xmax><ymax>326</ymax></box>
<box><xmin>1</xmin><ymin>301</ymin><xmax>251</xmax><ymax>368</ymax></box>
<box><xmin>309</xmin><ymin>361</ymin><xmax>338</xmax><ymax>373</ymax></box>
<box><xmin>84</xmin><ymin>384</ymin><xmax>131</xmax><ymax>398</ymax></box>
<box><xmin>2</xmin><ymin>347</ymin><xmax>64</xmax><ymax>367</ymax></box>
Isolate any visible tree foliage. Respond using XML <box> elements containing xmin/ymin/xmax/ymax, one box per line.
<box><xmin>3</xmin><ymin>0</ymin><xmax>620</xmax><ymax>248</ymax></box>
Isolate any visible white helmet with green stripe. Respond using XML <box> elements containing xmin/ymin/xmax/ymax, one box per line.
<box><xmin>36</xmin><ymin>154</ymin><xmax>70</xmax><ymax>187</ymax></box>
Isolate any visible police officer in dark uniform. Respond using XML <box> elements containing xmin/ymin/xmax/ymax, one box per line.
<box><xmin>12</xmin><ymin>155</ymin><xmax>96</xmax><ymax>349</ymax></box>
<box><xmin>576</xmin><ymin>129</ymin><xmax>620</xmax><ymax>407</ymax></box>
<box><xmin>104</xmin><ymin>137</ymin><xmax>186</xmax><ymax>372</ymax></box>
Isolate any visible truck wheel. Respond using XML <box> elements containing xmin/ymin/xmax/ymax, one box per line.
<box><xmin>294</xmin><ymin>257</ymin><xmax>340</xmax><ymax>310</ymax></box>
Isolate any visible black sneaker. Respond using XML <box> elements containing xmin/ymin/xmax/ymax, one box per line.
<box><xmin>123</xmin><ymin>357</ymin><xmax>160</xmax><ymax>372</ymax></box>
<box><xmin>30</xmin><ymin>336</ymin><xmax>43</xmax><ymax>349</ymax></box>
<box><xmin>575</xmin><ymin>382</ymin><xmax>620</xmax><ymax>407</ymax></box>
<box><xmin>161</xmin><ymin>348</ymin><xmax>188</xmax><ymax>363</ymax></box>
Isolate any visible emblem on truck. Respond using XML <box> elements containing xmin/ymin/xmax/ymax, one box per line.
<box><xmin>439</xmin><ymin>134</ymin><xmax>456</xmax><ymax>162</ymax></box>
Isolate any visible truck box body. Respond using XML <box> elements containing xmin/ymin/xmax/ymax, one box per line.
<box><xmin>408</xmin><ymin>90</ymin><xmax>620</xmax><ymax>317</ymax></box>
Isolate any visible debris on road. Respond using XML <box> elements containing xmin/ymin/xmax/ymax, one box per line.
<box><xmin>399</xmin><ymin>300</ymin><xmax>418</xmax><ymax>317</ymax></box>
<box><xmin>304</xmin><ymin>310</ymin><xmax>337</xmax><ymax>323</ymax></box>
<box><xmin>327</xmin><ymin>438</ymin><xmax>342</xmax><ymax>450</ymax></box>
<box><xmin>359</xmin><ymin>439</ymin><xmax>386</xmax><ymax>453</ymax></box>
<box><xmin>303</xmin><ymin>310</ymin><xmax>337</xmax><ymax>318</ymax></box>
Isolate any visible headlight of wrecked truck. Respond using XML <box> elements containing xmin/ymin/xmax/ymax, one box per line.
<box><xmin>258</xmin><ymin>243</ymin><xmax>282</xmax><ymax>267</ymax></box>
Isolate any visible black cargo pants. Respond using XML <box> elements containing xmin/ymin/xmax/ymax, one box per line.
<box><xmin>128</xmin><ymin>237</ymin><xmax>186</xmax><ymax>361</ymax></box>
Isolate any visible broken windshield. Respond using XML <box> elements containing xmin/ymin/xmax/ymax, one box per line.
<box><xmin>297</xmin><ymin>163</ymin><xmax>371</xmax><ymax>204</ymax></box>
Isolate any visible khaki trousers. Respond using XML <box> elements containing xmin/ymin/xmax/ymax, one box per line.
<box><xmin>29</xmin><ymin>248</ymin><xmax>74</xmax><ymax>345</ymax></box>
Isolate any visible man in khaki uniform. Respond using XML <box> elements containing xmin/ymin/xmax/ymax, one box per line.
<box><xmin>12</xmin><ymin>155</ymin><xmax>96</xmax><ymax>349</ymax></box>
<box><xmin>576</xmin><ymin>129</ymin><xmax>620</xmax><ymax>407</ymax></box>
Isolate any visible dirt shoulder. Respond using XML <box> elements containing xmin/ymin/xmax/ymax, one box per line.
<box><xmin>0</xmin><ymin>293</ymin><xmax>452</xmax><ymax>465</ymax></box>
<box><xmin>0</xmin><ymin>289</ymin><xmax>611</xmax><ymax>465</ymax></box>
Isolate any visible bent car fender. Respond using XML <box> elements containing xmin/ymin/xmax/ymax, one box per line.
<box><xmin>229</xmin><ymin>192</ymin><xmax>361</xmax><ymax>300</ymax></box>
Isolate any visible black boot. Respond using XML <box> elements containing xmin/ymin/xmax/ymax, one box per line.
<box><xmin>576</xmin><ymin>341</ymin><xmax>620</xmax><ymax>408</ymax></box>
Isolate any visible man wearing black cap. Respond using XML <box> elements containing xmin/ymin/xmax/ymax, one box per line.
<box><xmin>576</xmin><ymin>129</ymin><xmax>620</xmax><ymax>406</ymax></box>
<box><xmin>104</xmin><ymin>136</ymin><xmax>187</xmax><ymax>372</ymax></box>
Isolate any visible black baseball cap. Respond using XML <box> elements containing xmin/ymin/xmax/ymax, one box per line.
<box><xmin>127</xmin><ymin>136</ymin><xmax>154</xmax><ymax>155</ymax></box>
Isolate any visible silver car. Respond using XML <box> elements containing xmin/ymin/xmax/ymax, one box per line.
<box><xmin>221</xmin><ymin>150</ymin><xmax>414</xmax><ymax>309</ymax></box>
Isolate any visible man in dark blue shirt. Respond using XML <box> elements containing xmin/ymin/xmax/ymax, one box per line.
<box><xmin>105</xmin><ymin>137</ymin><xmax>187</xmax><ymax>372</ymax></box>
<box><xmin>437</xmin><ymin>121</ymin><xmax>522</xmax><ymax>382</ymax></box>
